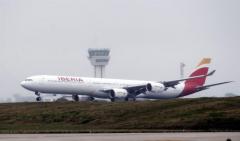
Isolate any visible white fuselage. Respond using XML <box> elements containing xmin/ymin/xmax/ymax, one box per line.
<box><xmin>20</xmin><ymin>58</ymin><xmax>230</xmax><ymax>101</ymax></box>
<box><xmin>21</xmin><ymin>75</ymin><xmax>185</xmax><ymax>100</ymax></box>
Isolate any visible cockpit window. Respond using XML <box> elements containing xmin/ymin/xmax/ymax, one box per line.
<box><xmin>25</xmin><ymin>79</ymin><xmax>33</xmax><ymax>81</ymax></box>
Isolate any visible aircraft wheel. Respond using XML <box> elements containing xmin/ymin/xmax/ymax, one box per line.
<box><xmin>36</xmin><ymin>96</ymin><xmax>42</xmax><ymax>102</ymax></box>
<box><xmin>129</xmin><ymin>97</ymin><xmax>136</xmax><ymax>102</ymax></box>
<box><xmin>35</xmin><ymin>91</ymin><xmax>40</xmax><ymax>96</ymax></box>
<box><xmin>88</xmin><ymin>97</ymin><xmax>95</xmax><ymax>101</ymax></box>
<box><xmin>132</xmin><ymin>97</ymin><xmax>136</xmax><ymax>101</ymax></box>
<box><xmin>72</xmin><ymin>94</ymin><xmax>79</xmax><ymax>102</ymax></box>
<box><xmin>110</xmin><ymin>98</ymin><xmax>115</xmax><ymax>102</ymax></box>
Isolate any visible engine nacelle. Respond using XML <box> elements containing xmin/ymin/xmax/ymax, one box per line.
<box><xmin>109</xmin><ymin>88</ymin><xmax>128</xmax><ymax>99</ymax></box>
<box><xmin>146</xmin><ymin>82</ymin><xmax>165</xmax><ymax>92</ymax></box>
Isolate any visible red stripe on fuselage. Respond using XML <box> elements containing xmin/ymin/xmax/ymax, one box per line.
<box><xmin>179</xmin><ymin>67</ymin><xmax>209</xmax><ymax>97</ymax></box>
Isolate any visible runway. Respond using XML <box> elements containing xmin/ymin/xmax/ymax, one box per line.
<box><xmin>0</xmin><ymin>132</ymin><xmax>239</xmax><ymax>141</ymax></box>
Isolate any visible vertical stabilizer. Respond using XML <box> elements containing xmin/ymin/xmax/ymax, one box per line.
<box><xmin>180</xmin><ymin>58</ymin><xmax>211</xmax><ymax>96</ymax></box>
<box><xmin>188</xmin><ymin>58</ymin><xmax>211</xmax><ymax>86</ymax></box>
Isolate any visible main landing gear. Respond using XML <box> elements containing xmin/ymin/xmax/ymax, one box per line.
<box><xmin>124</xmin><ymin>95</ymin><xmax>136</xmax><ymax>102</ymax></box>
<box><xmin>35</xmin><ymin>91</ymin><xmax>42</xmax><ymax>102</ymax></box>
<box><xmin>72</xmin><ymin>95</ymin><xmax>95</xmax><ymax>102</ymax></box>
<box><xmin>72</xmin><ymin>94</ymin><xmax>79</xmax><ymax>102</ymax></box>
<box><xmin>124</xmin><ymin>97</ymin><xmax>136</xmax><ymax>102</ymax></box>
<box><xmin>87</xmin><ymin>96</ymin><xmax>95</xmax><ymax>101</ymax></box>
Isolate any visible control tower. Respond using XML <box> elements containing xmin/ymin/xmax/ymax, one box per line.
<box><xmin>88</xmin><ymin>48</ymin><xmax>110</xmax><ymax>78</ymax></box>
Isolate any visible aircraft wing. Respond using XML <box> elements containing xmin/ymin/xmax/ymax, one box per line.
<box><xmin>195</xmin><ymin>81</ymin><xmax>233</xmax><ymax>92</ymax></box>
<box><xmin>102</xmin><ymin>84</ymin><xmax>148</xmax><ymax>97</ymax></box>
<box><xmin>161</xmin><ymin>70</ymin><xmax>216</xmax><ymax>88</ymax></box>
<box><xmin>101</xmin><ymin>70</ymin><xmax>217</xmax><ymax>97</ymax></box>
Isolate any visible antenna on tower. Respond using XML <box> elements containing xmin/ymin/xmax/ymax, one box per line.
<box><xmin>180</xmin><ymin>62</ymin><xmax>185</xmax><ymax>78</ymax></box>
<box><xmin>88</xmin><ymin>48</ymin><xmax>110</xmax><ymax>78</ymax></box>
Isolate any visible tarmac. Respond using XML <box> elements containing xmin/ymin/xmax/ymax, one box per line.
<box><xmin>0</xmin><ymin>132</ymin><xmax>239</xmax><ymax>141</ymax></box>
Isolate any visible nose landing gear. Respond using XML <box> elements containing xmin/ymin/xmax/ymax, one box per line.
<box><xmin>35</xmin><ymin>91</ymin><xmax>42</xmax><ymax>102</ymax></box>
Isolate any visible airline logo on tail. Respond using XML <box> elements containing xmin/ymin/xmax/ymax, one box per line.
<box><xmin>180</xmin><ymin>58</ymin><xmax>211</xmax><ymax>96</ymax></box>
<box><xmin>197</xmin><ymin>58</ymin><xmax>211</xmax><ymax>67</ymax></box>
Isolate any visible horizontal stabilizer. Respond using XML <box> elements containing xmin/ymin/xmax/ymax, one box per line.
<box><xmin>196</xmin><ymin>81</ymin><xmax>233</xmax><ymax>92</ymax></box>
<box><xmin>162</xmin><ymin>70</ymin><xmax>216</xmax><ymax>88</ymax></box>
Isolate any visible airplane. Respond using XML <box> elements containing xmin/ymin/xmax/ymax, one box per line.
<box><xmin>20</xmin><ymin>58</ymin><xmax>232</xmax><ymax>102</ymax></box>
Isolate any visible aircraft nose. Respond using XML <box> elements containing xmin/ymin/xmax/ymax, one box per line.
<box><xmin>21</xmin><ymin>81</ymin><xmax>26</xmax><ymax>88</ymax></box>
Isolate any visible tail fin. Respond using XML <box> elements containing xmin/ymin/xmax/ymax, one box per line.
<box><xmin>179</xmin><ymin>58</ymin><xmax>232</xmax><ymax>97</ymax></box>
<box><xmin>186</xmin><ymin>58</ymin><xmax>211</xmax><ymax>87</ymax></box>
<box><xmin>179</xmin><ymin>58</ymin><xmax>211</xmax><ymax>97</ymax></box>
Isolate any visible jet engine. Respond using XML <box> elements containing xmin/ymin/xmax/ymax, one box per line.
<box><xmin>146</xmin><ymin>82</ymin><xmax>165</xmax><ymax>92</ymax></box>
<box><xmin>109</xmin><ymin>88</ymin><xmax>128</xmax><ymax>101</ymax></box>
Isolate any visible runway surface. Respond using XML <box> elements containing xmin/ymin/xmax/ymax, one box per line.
<box><xmin>0</xmin><ymin>132</ymin><xmax>239</xmax><ymax>141</ymax></box>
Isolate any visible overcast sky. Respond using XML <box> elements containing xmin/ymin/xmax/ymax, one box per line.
<box><xmin>0</xmin><ymin>0</ymin><xmax>239</xmax><ymax>100</ymax></box>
